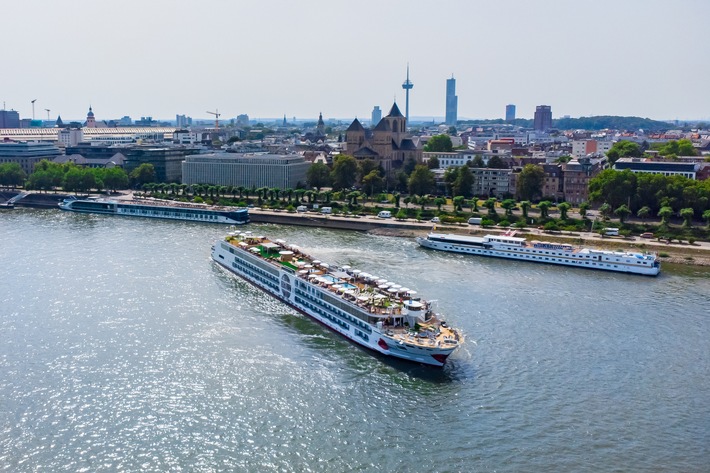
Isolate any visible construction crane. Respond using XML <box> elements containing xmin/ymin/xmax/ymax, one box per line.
<box><xmin>206</xmin><ymin>109</ymin><xmax>221</xmax><ymax>130</ymax></box>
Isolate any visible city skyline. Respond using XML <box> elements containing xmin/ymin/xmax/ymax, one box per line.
<box><xmin>3</xmin><ymin>0</ymin><xmax>709</xmax><ymax>122</ymax></box>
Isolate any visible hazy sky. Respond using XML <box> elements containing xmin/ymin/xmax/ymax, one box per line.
<box><xmin>4</xmin><ymin>0</ymin><xmax>709</xmax><ymax>122</ymax></box>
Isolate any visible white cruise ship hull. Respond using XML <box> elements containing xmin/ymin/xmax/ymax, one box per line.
<box><xmin>59</xmin><ymin>198</ymin><xmax>249</xmax><ymax>225</ymax></box>
<box><xmin>212</xmin><ymin>239</ymin><xmax>457</xmax><ymax>366</ymax></box>
<box><xmin>417</xmin><ymin>234</ymin><xmax>660</xmax><ymax>276</ymax></box>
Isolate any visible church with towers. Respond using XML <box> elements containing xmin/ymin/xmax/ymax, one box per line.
<box><xmin>345</xmin><ymin>102</ymin><xmax>420</xmax><ymax>174</ymax></box>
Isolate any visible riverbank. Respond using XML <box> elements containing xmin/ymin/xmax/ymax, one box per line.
<box><xmin>5</xmin><ymin>189</ymin><xmax>710</xmax><ymax>267</ymax></box>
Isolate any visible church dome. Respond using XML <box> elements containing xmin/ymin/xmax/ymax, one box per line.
<box><xmin>87</xmin><ymin>106</ymin><xmax>94</xmax><ymax>117</ymax></box>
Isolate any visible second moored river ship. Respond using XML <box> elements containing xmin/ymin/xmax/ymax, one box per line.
<box><xmin>212</xmin><ymin>232</ymin><xmax>462</xmax><ymax>367</ymax></box>
<box><xmin>417</xmin><ymin>232</ymin><xmax>660</xmax><ymax>276</ymax></box>
<box><xmin>59</xmin><ymin>197</ymin><xmax>249</xmax><ymax>225</ymax></box>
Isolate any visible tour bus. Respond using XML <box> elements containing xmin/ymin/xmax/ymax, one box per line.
<box><xmin>296</xmin><ymin>205</ymin><xmax>308</xmax><ymax>212</ymax></box>
<box><xmin>468</xmin><ymin>217</ymin><xmax>482</xmax><ymax>225</ymax></box>
<box><xmin>604</xmin><ymin>227</ymin><xmax>619</xmax><ymax>236</ymax></box>
<box><xmin>320</xmin><ymin>207</ymin><xmax>332</xmax><ymax>214</ymax></box>
<box><xmin>377</xmin><ymin>210</ymin><xmax>392</xmax><ymax>219</ymax></box>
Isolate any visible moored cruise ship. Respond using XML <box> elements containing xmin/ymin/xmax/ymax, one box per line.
<box><xmin>417</xmin><ymin>232</ymin><xmax>660</xmax><ymax>276</ymax></box>
<box><xmin>59</xmin><ymin>196</ymin><xmax>249</xmax><ymax>225</ymax></box>
<box><xmin>212</xmin><ymin>232</ymin><xmax>462</xmax><ymax>366</ymax></box>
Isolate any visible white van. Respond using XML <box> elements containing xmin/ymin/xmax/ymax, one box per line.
<box><xmin>296</xmin><ymin>205</ymin><xmax>308</xmax><ymax>212</ymax></box>
<box><xmin>468</xmin><ymin>217</ymin><xmax>482</xmax><ymax>225</ymax></box>
<box><xmin>604</xmin><ymin>227</ymin><xmax>619</xmax><ymax>236</ymax></box>
<box><xmin>320</xmin><ymin>207</ymin><xmax>332</xmax><ymax>214</ymax></box>
<box><xmin>377</xmin><ymin>210</ymin><xmax>392</xmax><ymax>219</ymax></box>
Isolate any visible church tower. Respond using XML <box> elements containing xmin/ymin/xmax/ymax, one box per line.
<box><xmin>86</xmin><ymin>106</ymin><xmax>96</xmax><ymax>128</ymax></box>
<box><xmin>316</xmin><ymin>112</ymin><xmax>325</xmax><ymax>136</ymax></box>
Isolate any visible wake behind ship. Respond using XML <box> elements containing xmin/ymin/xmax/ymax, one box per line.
<box><xmin>59</xmin><ymin>196</ymin><xmax>249</xmax><ymax>225</ymax></box>
<box><xmin>212</xmin><ymin>232</ymin><xmax>462</xmax><ymax>366</ymax></box>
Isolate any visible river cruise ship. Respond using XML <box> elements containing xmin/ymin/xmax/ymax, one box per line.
<box><xmin>59</xmin><ymin>197</ymin><xmax>249</xmax><ymax>225</ymax></box>
<box><xmin>417</xmin><ymin>232</ymin><xmax>660</xmax><ymax>276</ymax></box>
<box><xmin>212</xmin><ymin>232</ymin><xmax>462</xmax><ymax>366</ymax></box>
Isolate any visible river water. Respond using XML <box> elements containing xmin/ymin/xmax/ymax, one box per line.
<box><xmin>1</xmin><ymin>209</ymin><xmax>709</xmax><ymax>472</ymax></box>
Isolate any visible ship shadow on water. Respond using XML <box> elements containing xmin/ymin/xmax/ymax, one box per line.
<box><xmin>210</xmin><ymin>261</ymin><xmax>474</xmax><ymax>384</ymax></box>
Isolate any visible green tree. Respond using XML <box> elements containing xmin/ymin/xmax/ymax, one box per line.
<box><xmin>471</xmin><ymin>156</ymin><xmax>485</xmax><ymax>168</ymax></box>
<box><xmin>538</xmin><ymin>200</ymin><xmax>552</xmax><ymax>219</ymax></box>
<box><xmin>408</xmin><ymin>165</ymin><xmax>435</xmax><ymax>196</ymax></box>
<box><xmin>614</xmin><ymin>204</ymin><xmax>632</xmax><ymax>224</ymax></box>
<box><xmin>26</xmin><ymin>170</ymin><xmax>53</xmax><ymax>192</ymax></box>
<box><xmin>357</xmin><ymin>159</ymin><xmax>381</xmax><ymax>182</ymax></box>
<box><xmin>516</xmin><ymin>164</ymin><xmax>545</xmax><ymax>201</ymax></box>
<box><xmin>0</xmin><ymin>163</ymin><xmax>27</xmax><ymax>188</ymax></box>
<box><xmin>501</xmin><ymin>199</ymin><xmax>516</xmax><ymax>217</ymax></box>
<box><xmin>434</xmin><ymin>197</ymin><xmax>446</xmax><ymax>211</ymax></box>
<box><xmin>487</xmin><ymin>155</ymin><xmax>507</xmax><ymax>169</ymax></box>
<box><xmin>395</xmin><ymin>208</ymin><xmax>408</xmax><ymax>220</ymax></box>
<box><xmin>453</xmin><ymin>165</ymin><xmax>474</xmax><ymax>198</ymax></box>
<box><xmin>606</xmin><ymin>140</ymin><xmax>642</xmax><ymax>164</ymax></box>
<box><xmin>520</xmin><ymin>200</ymin><xmax>531</xmax><ymax>219</ymax></box>
<box><xmin>637</xmin><ymin>206</ymin><xmax>651</xmax><ymax>221</ymax></box>
<box><xmin>330</xmin><ymin>155</ymin><xmax>357</xmax><ymax>191</ymax></box>
<box><xmin>361</xmin><ymin>170</ymin><xmax>384</xmax><ymax>197</ymax></box>
<box><xmin>424</xmin><ymin>134</ymin><xmax>453</xmax><ymax>152</ymax></box>
<box><xmin>657</xmin><ymin>139</ymin><xmax>696</xmax><ymax>157</ymax></box>
<box><xmin>347</xmin><ymin>191</ymin><xmax>360</xmax><ymax>206</ymax></box>
<box><xmin>579</xmin><ymin>201</ymin><xmax>590</xmax><ymax>219</ymax></box>
<box><xmin>599</xmin><ymin>202</ymin><xmax>612</xmax><ymax>220</ymax></box>
<box><xmin>453</xmin><ymin>195</ymin><xmax>465</xmax><ymax>212</ymax></box>
<box><xmin>129</xmin><ymin>163</ymin><xmax>156</xmax><ymax>188</ymax></box>
<box><xmin>306</xmin><ymin>162</ymin><xmax>331</xmax><ymax>190</ymax></box>
<box><xmin>657</xmin><ymin>206</ymin><xmax>673</xmax><ymax>225</ymax></box>
<box><xmin>557</xmin><ymin>202</ymin><xmax>571</xmax><ymax>220</ymax></box>
<box><xmin>484</xmin><ymin>198</ymin><xmax>497</xmax><ymax>216</ymax></box>
<box><xmin>101</xmin><ymin>167</ymin><xmax>129</xmax><ymax>192</ymax></box>
<box><xmin>679</xmin><ymin>207</ymin><xmax>694</xmax><ymax>228</ymax></box>
<box><xmin>63</xmin><ymin>167</ymin><xmax>83</xmax><ymax>193</ymax></box>
<box><xmin>703</xmin><ymin>209</ymin><xmax>710</xmax><ymax>229</ymax></box>
<box><xmin>427</xmin><ymin>156</ymin><xmax>440</xmax><ymax>169</ymax></box>
<box><xmin>403</xmin><ymin>157</ymin><xmax>418</xmax><ymax>176</ymax></box>
<box><xmin>588</xmin><ymin>169</ymin><xmax>637</xmax><ymax>209</ymax></box>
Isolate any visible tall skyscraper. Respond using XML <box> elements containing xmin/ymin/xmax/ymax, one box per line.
<box><xmin>401</xmin><ymin>64</ymin><xmax>413</xmax><ymax>127</ymax></box>
<box><xmin>445</xmin><ymin>75</ymin><xmax>458</xmax><ymax>126</ymax></box>
<box><xmin>505</xmin><ymin>104</ymin><xmax>516</xmax><ymax>123</ymax></box>
<box><xmin>534</xmin><ymin>105</ymin><xmax>552</xmax><ymax>131</ymax></box>
<box><xmin>371</xmin><ymin>106</ymin><xmax>382</xmax><ymax>126</ymax></box>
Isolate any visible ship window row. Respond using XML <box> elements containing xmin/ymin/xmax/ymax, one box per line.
<box><xmin>354</xmin><ymin>329</ymin><xmax>370</xmax><ymax>342</ymax></box>
<box><xmin>320</xmin><ymin>291</ymin><xmax>373</xmax><ymax>326</ymax></box>
<box><xmin>296</xmin><ymin>297</ymin><xmax>350</xmax><ymax>331</ymax></box>
<box><xmin>127</xmin><ymin>205</ymin><xmax>216</xmax><ymax>216</ymax></box>
<box><xmin>124</xmin><ymin>207</ymin><xmax>218</xmax><ymax>219</ymax></box>
<box><xmin>295</xmin><ymin>289</ymin><xmax>372</xmax><ymax>333</ymax></box>
<box><xmin>236</xmin><ymin>251</ymin><xmax>280</xmax><ymax>276</ymax></box>
<box><xmin>232</xmin><ymin>259</ymin><xmax>279</xmax><ymax>291</ymax></box>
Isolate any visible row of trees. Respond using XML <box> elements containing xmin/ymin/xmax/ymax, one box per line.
<box><xmin>588</xmin><ymin>169</ymin><xmax>710</xmax><ymax>216</ymax></box>
<box><xmin>21</xmin><ymin>160</ymin><xmax>156</xmax><ymax>194</ymax></box>
<box><xmin>606</xmin><ymin>139</ymin><xmax>699</xmax><ymax>164</ymax></box>
<box><xmin>0</xmin><ymin>163</ymin><xmax>26</xmax><ymax>188</ymax></box>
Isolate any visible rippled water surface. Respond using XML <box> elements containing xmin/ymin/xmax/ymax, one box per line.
<box><xmin>1</xmin><ymin>209</ymin><xmax>709</xmax><ymax>472</ymax></box>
